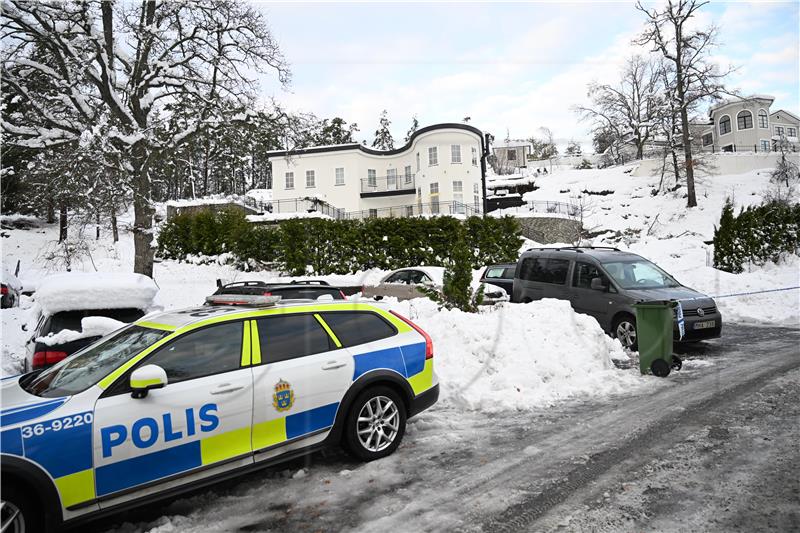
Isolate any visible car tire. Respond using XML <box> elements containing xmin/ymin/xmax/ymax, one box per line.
<box><xmin>613</xmin><ymin>314</ymin><xmax>638</xmax><ymax>351</ymax></box>
<box><xmin>1</xmin><ymin>482</ymin><xmax>44</xmax><ymax>533</ymax></box>
<box><xmin>343</xmin><ymin>386</ymin><xmax>406</xmax><ymax>462</ymax></box>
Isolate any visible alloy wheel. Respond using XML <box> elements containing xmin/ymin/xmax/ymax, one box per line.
<box><xmin>1</xmin><ymin>500</ymin><xmax>25</xmax><ymax>533</ymax></box>
<box><xmin>356</xmin><ymin>395</ymin><xmax>400</xmax><ymax>452</ymax></box>
<box><xmin>616</xmin><ymin>321</ymin><xmax>637</xmax><ymax>349</ymax></box>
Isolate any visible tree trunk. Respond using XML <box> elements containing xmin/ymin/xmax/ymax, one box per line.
<box><xmin>111</xmin><ymin>208</ymin><xmax>119</xmax><ymax>242</ymax></box>
<box><xmin>58</xmin><ymin>204</ymin><xmax>68</xmax><ymax>242</ymax></box>
<box><xmin>46</xmin><ymin>199</ymin><xmax>55</xmax><ymax>224</ymax></box>
<box><xmin>96</xmin><ymin>211</ymin><xmax>101</xmax><ymax>240</ymax></box>
<box><xmin>679</xmin><ymin>105</ymin><xmax>697</xmax><ymax>207</ymax></box>
<box><xmin>132</xmin><ymin>153</ymin><xmax>155</xmax><ymax>278</ymax></box>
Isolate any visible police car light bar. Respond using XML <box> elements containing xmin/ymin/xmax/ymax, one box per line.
<box><xmin>205</xmin><ymin>294</ymin><xmax>282</xmax><ymax>307</ymax></box>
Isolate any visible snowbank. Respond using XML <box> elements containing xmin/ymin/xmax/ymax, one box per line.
<box><xmin>35</xmin><ymin>272</ymin><xmax>158</xmax><ymax>315</ymax></box>
<box><xmin>36</xmin><ymin>316</ymin><xmax>125</xmax><ymax>346</ymax></box>
<box><xmin>1</xmin><ymin>266</ymin><xmax>22</xmax><ymax>290</ymax></box>
<box><xmin>384</xmin><ymin>298</ymin><xmax>645</xmax><ymax>411</ymax></box>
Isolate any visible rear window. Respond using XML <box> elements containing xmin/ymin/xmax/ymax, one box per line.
<box><xmin>519</xmin><ymin>257</ymin><xmax>570</xmax><ymax>285</ymax></box>
<box><xmin>485</xmin><ymin>267</ymin><xmax>514</xmax><ymax>279</ymax></box>
<box><xmin>46</xmin><ymin>308</ymin><xmax>145</xmax><ymax>334</ymax></box>
<box><xmin>319</xmin><ymin>312</ymin><xmax>396</xmax><ymax>347</ymax></box>
<box><xmin>255</xmin><ymin>315</ymin><xmax>333</xmax><ymax>363</ymax></box>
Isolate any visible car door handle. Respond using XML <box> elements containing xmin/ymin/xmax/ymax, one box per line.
<box><xmin>211</xmin><ymin>384</ymin><xmax>244</xmax><ymax>395</ymax></box>
<box><xmin>322</xmin><ymin>361</ymin><xmax>346</xmax><ymax>370</ymax></box>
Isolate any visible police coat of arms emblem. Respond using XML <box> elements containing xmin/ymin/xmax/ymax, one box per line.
<box><xmin>272</xmin><ymin>379</ymin><xmax>295</xmax><ymax>412</ymax></box>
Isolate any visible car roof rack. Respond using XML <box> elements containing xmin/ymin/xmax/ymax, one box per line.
<box><xmin>205</xmin><ymin>294</ymin><xmax>282</xmax><ymax>307</ymax></box>
<box><xmin>525</xmin><ymin>246</ymin><xmax>620</xmax><ymax>253</ymax></box>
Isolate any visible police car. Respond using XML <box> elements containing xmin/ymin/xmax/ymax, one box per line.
<box><xmin>0</xmin><ymin>295</ymin><xmax>439</xmax><ymax>532</ymax></box>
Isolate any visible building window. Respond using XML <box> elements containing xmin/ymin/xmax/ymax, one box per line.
<box><xmin>702</xmin><ymin>133</ymin><xmax>713</xmax><ymax>146</ymax></box>
<box><xmin>507</xmin><ymin>149</ymin><xmax>517</xmax><ymax>161</ymax></box>
<box><xmin>387</xmin><ymin>168</ymin><xmax>397</xmax><ymax>190</ymax></box>
<box><xmin>719</xmin><ymin>115</ymin><xmax>731</xmax><ymax>135</ymax></box>
<box><xmin>367</xmin><ymin>169</ymin><xmax>376</xmax><ymax>188</ymax></box>
<box><xmin>335</xmin><ymin>167</ymin><xmax>344</xmax><ymax>186</ymax></box>
<box><xmin>451</xmin><ymin>144</ymin><xmax>462</xmax><ymax>164</ymax></box>
<box><xmin>428</xmin><ymin>146</ymin><xmax>438</xmax><ymax>166</ymax></box>
<box><xmin>760</xmin><ymin>140</ymin><xmax>770</xmax><ymax>152</ymax></box>
<box><xmin>736</xmin><ymin>110</ymin><xmax>753</xmax><ymax>130</ymax></box>
<box><xmin>285</xmin><ymin>172</ymin><xmax>294</xmax><ymax>189</ymax></box>
<box><xmin>404</xmin><ymin>165</ymin><xmax>412</xmax><ymax>184</ymax></box>
<box><xmin>453</xmin><ymin>180</ymin><xmax>464</xmax><ymax>213</ymax></box>
<box><xmin>758</xmin><ymin>109</ymin><xmax>768</xmax><ymax>128</ymax></box>
<box><xmin>405</xmin><ymin>206</ymin><xmax>414</xmax><ymax>217</ymax></box>
<box><xmin>452</xmin><ymin>180</ymin><xmax>463</xmax><ymax>193</ymax></box>
<box><xmin>368</xmin><ymin>209</ymin><xmax>378</xmax><ymax>219</ymax></box>
<box><xmin>473</xmin><ymin>183</ymin><xmax>480</xmax><ymax>212</ymax></box>
<box><xmin>306</xmin><ymin>170</ymin><xmax>315</xmax><ymax>188</ymax></box>
<box><xmin>472</xmin><ymin>146</ymin><xmax>478</xmax><ymax>166</ymax></box>
<box><xmin>430</xmin><ymin>182</ymin><xmax>439</xmax><ymax>214</ymax></box>
<box><xmin>775</xmin><ymin>126</ymin><xmax>785</xmax><ymax>136</ymax></box>
<box><xmin>789</xmin><ymin>127</ymin><xmax>797</xmax><ymax>138</ymax></box>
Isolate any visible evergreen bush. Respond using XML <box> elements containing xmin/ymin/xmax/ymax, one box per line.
<box><xmin>713</xmin><ymin>198</ymin><xmax>800</xmax><ymax>273</ymax></box>
<box><xmin>156</xmin><ymin>210</ymin><xmax>523</xmax><ymax>275</ymax></box>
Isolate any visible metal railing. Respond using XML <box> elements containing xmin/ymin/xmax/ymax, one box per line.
<box><xmin>244</xmin><ymin>196</ymin><xmax>346</xmax><ymax>219</ymax></box>
<box><xmin>695</xmin><ymin>142</ymin><xmax>799</xmax><ymax>154</ymax></box>
<box><xmin>345</xmin><ymin>201</ymin><xmax>481</xmax><ymax>220</ymax></box>
<box><xmin>360</xmin><ymin>174</ymin><xmax>416</xmax><ymax>194</ymax></box>
<box><xmin>496</xmin><ymin>200</ymin><xmax>579</xmax><ymax>217</ymax></box>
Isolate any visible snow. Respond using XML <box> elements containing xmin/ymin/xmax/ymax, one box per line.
<box><xmin>245</xmin><ymin>188</ymin><xmax>273</xmax><ymax>203</ymax></box>
<box><xmin>36</xmin><ymin>316</ymin><xmax>126</xmax><ymax>346</ymax></box>
<box><xmin>1</xmin><ymin>266</ymin><xmax>22</xmax><ymax>290</ymax></box>
<box><xmin>34</xmin><ymin>272</ymin><xmax>158</xmax><ymax>316</ymax></box>
<box><xmin>382</xmin><ymin>297</ymin><xmax>646</xmax><ymax>411</ymax></box>
<box><xmin>246</xmin><ymin>212</ymin><xmax>333</xmax><ymax>222</ymax></box>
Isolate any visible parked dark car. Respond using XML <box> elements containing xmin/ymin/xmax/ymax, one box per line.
<box><xmin>212</xmin><ymin>279</ymin><xmax>347</xmax><ymax>301</ymax></box>
<box><xmin>512</xmin><ymin>247</ymin><xmax>722</xmax><ymax>350</ymax></box>
<box><xmin>479</xmin><ymin>263</ymin><xmax>516</xmax><ymax>294</ymax></box>
<box><xmin>26</xmin><ymin>307</ymin><xmax>146</xmax><ymax>370</ymax></box>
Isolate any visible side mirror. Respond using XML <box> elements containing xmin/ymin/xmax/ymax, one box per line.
<box><xmin>130</xmin><ymin>364</ymin><xmax>168</xmax><ymax>399</ymax></box>
<box><xmin>590</xmin><ymin>277</ymin><xmax>607</xmax><ymax>291</ymax></box>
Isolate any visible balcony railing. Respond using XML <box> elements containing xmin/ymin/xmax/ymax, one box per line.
<box><xmin>360</xmin><ymin>174</ymin><xmax>416</xmax><ymax>195</ymax></box>
<box><xmin>244</xmin><ymin>196</ymin><xmax>346</xmax><ymax>219</ymax></box>
<box><xmin>345</xmin><ymin>201</ymin><xmax>481</xmax><ymax>220</ymax></box>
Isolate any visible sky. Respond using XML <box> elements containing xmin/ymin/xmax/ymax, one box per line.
<box><xmin>255</xmin><ymin>1</ymin><xmax>800</xmax><ymax>150</ymax></box>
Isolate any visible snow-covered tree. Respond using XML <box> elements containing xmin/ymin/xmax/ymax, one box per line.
<box><xmin>1</xmin><ymin>0</ymin><xmax>289</xmax><ymax>277</ymax></box>
<box><xmin>405</xmin><ymin>115</ymin><xmax>419</xmax><ymax>142</ymax></box>
<box><xmin>636</xmin><ymin>0</ymin><xmax>734</xmax><ymax>208</ymax></box>
<box><xmin>372</xmin><ymin>110</ymin><xmax>394</xmax><ymax>150</ymax></box>
<box><xmin>565</xmin><ymin>140</ymin><xmax>582</xmax><ymax>156</ymax></box>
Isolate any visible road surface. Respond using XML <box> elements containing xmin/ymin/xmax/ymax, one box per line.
<box><xmin>87</xmin><ymin>324</ymin><xmax>800</xmax><ymax>533</ymax></box>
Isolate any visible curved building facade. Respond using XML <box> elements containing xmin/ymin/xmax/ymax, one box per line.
<box><xmin>267</xmin><ymin>124</ymin><xmax>487</xmax><ymax>218</ymax></box>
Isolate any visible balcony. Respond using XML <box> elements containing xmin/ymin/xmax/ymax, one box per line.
<box><xmin>345</xmin><ymin>201</ymin><xmax>481</xmax><ymax>220</ymax></box>
<box><xmin>360</xmin><ymin>174</ymin><xmax>416</xmax><ymax>197</ymax></box>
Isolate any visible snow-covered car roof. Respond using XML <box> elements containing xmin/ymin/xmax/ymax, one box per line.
<box><xmin>35</xmin><ymin>272</ymin><xmax>158</xmax><ymax>316</ymax></box>
<box><xmin>1</xmin><ymin>265</ymin><xmax>22</xmax><ymax>290</ymax></box>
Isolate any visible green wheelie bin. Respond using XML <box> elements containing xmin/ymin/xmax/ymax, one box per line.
<box><xmin>632</xmin><ymin>300</ymin><xmax>682</xmax><ymax>377</ymax></box>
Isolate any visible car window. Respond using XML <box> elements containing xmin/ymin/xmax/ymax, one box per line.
<box><xmin>320</xmin><ymin>312</ymin><xmax>396</xmax><ymax>347</ymax></box>
<box><xmin>46</xmin><ymin>308</ymin><xmax>145</xmax><ymax>334</ymax></box>
<box><xmin>384</xmin><ymin>271</ymin><xmax>409</xmax><ymax>284</ymax></box>
<box><xmin>23</xmin><ymin>326</ymin><xmax>169</xmax><ymax>398</ymax></box>
<box><xmin>573</xmin><ymin>262</ymin><xmax>607</xmax><ymax>289</ymax></box>
<box><xmin>519</xmin><ymin>257</ymin><xmax>569</xmax><ymax>285</ymax></box>
<box><xmin>502</xmin><ymin>267</ymin><xmax>515</xmax><ymax>279</ymax></box>
<box><xmin>407</xmin><ymin>270</ymin><xmax>431</xmax><ymax>284</ymax></box>
<box><xmin>256</xmin><ymin>314</ymin><xmax>333</xmax><ymax>364</ymax></box>
<box><xmin>602</xmin><ymin>260</ymin><xmax>679</xmax><ymax>289</ymax></box>
<box><xmin>144</xmin><ymin>321</ymin><xmax>243</xmax><ymax>382</ymax></box>
<box><xmin>485</xmin><ymin>268</ymin><xmax>505</xmax><ymax>279</ymax></box>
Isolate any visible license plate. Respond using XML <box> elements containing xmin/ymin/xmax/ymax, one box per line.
<box><xmin>694</xmin><ymin>320</ymin><xmax>716</xmax><ymax>330</ymax></box>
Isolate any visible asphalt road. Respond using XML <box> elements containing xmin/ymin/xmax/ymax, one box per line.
<box><xmin>88</xmin><ymin>324</ymin><xmax>800</xmax><ymax>533</ymax></box>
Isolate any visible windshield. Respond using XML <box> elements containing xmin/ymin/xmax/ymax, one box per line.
<box><xmin>23</xmin><ymin>325</ymin><xmax>168</xmax><ymax>398</ymax></box>
<box><xmin>601</xmin><ymin>260</ymin><xmax>680</xmax><ymax>290</ymax></box>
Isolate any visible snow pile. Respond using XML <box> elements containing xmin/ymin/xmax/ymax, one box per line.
<box><xmin>245</xmin><ymin>188</ymin><xmax>273</xmax><ymax>203</ymax></box>
<box><xmin>36</xmin><ymin>316</ymin><xmax>126</xmax><ymax>346</ymax></box>
<box><xmin>1</xmin><ymin>266</ymin><xmax>22</xmax><ymax>290</ymax></box>
<box><xmin>35</xmin><ymin>272</ymin><xmax>158</xmax><ymax>315</ymax></box>
<box><xmin>385</xmin><ymin>298</ymin><xmax>644</xmax><ymax>411</ymax></box>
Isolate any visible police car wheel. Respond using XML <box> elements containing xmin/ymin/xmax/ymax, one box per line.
<box><xmin>344</xmin><ymin>386</ymin><xmax>406</xmax><ymax>462</ymax></box>
<box><xmin>1</xmin><ymin>484</ymin><xmax>41</xmax><ymax>533</ymax></box>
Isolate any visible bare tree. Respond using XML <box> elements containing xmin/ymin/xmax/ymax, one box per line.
<box><xmin>575</xmin><ymin>55</ymin><xmax>661</xmax><ymax>160</ymax></box>
<box><xmin>636</xmin><ymin>0</ymin><xmax>733</xmax><ymax>208</ymax></box>
<box><xmin>2</xmin><ymin>0</ymin><xmax>290</xmax><ymax>277</ymax></box>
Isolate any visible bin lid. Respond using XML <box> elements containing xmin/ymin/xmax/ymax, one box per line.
<box><xmin>632</xmin><ymin>299</ymin><xmax>677</xmax><ymax>308</ymax></box>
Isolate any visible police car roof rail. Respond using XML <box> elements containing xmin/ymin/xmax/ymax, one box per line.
<box><xmin>204</xmin><ymin>294</ymin><xmax>282</xmax><ymax>307</ymax></box>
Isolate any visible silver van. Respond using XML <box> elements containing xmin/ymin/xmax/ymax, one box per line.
<box><xmin>512</xmin><ymin>247</ymin><xmax>722</xmax><ymax>350</ymax></box>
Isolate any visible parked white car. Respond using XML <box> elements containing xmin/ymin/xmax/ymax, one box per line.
<box><xmin>363</xmin><ymin>266</ymin><xmax>509</xmax><ymax>304</ymax></box>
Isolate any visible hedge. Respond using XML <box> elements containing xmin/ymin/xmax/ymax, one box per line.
<box><xmin>713</xmin><ymin>199</ymin><xmax>800</xmax><ymax>273</ymax></box>
<box><xmin>157</xmin><ymin>208</ymin><xmax>523</xmax><ymax>275</ymax></box>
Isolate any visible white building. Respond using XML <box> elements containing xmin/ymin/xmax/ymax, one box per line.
<box><xmin>266</xmin><ymin>123</ymin><xmax>487</xmax><ymax>219</ymax></box>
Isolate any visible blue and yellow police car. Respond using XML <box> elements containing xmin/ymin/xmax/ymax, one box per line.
<box><xmin>0</xmin><ymin>295</ymin><xmax>438</xmax><ymax>532</ymax></box>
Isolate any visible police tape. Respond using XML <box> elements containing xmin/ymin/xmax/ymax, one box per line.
<box><xmin>709</xmin><ymin>286</ymin><xmax>800</xmax><ymax>299</ymax></box>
